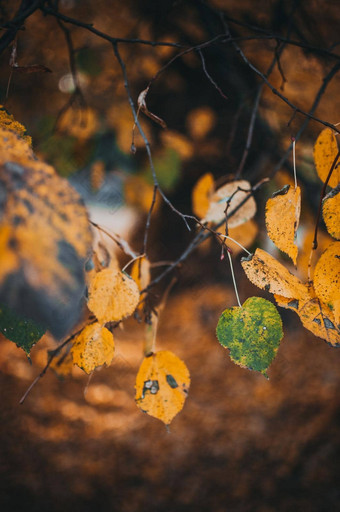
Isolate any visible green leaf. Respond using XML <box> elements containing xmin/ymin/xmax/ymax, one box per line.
<box><xmin>0</xmin><ymin>303</ymin><xmax>46</xmax><ymax>355</ymax></box>
<box><xmin>216</xmin><ymin>297</ymin><xmax>283</xmax><ymax>377</ymax></box>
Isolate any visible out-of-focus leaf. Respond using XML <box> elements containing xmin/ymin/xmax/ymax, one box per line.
<box><xmin>186</xmin><ymin>107</ymin><xmax>216</xmax><ymax>140</ymax></box>
<box><xmin>58</xmin><ymin>107</ymin><xmax>99</xmax><ymax>140</ymax></box>
<box><xmin>323</xmin><ymin>185</ymin><xmax>340</xmax><ymax>240</ymax></box>
<box><xmin>216</xmin><ymin>297</ymin><xmax>283</xmax><ymax>377</ymax></box>
<box><xmin>224</xmin><ymin>219</ymin><xmax>258</xmax><ymax>256</ymax></box>
<box><xmin>161</xmin><ymin>131</ymin><xmax>193</xmax><ymax>160</ymax></box>
<box><xmin>135</xmin><ymin>350</ymin><xmax>190</xmax><ymax>425</ymax></box>
<box><xmin>130</xmin><ymin>257</ymin><xmax>151</xmax><ymax>291</ymax></box>
<box><xmin>203</xmin><ymin>180</ymin><xmax>256</xmax><ymax>227</ymax></box>
<box><xmin>241</xmin><ymin>249</ymin><xmax>308</xmax><ymax>299</ymax></box>
<box><xmin>313</xmin><ymin>128</ymin><xmax>339</xmax><ymax>188</ymax></box>
<box><xmin>191</xmin><ymin>172</ymin><xmax>214</xmax><ymax>219</ymax></box>
<box><xmin>72</xmin><ymin>322</ymin><xmax>115</xmax><ymax>374</ymax></box>
<box><xmin>124</xmin><ymin>175</ymin><xmax>156</xmax><ymax>213</ymax></box>
<box><xmin>145</xmin><ymin>148</ymin><xmax>181</xmax><ymax>191</ymax></box>
<box><xmin>265</xmin><ymin>185</ymin><xmax>301</xmax><ymax>265</ymax></box>
<box><xmin>49</xmin><ymin>349</ymin><xmax>74</xmax><ymax>377</ymax></box>
<box><xmin>87</xmin><ymin>268</ymin><xmax>140</xmax><ymax>323</ymax></box>
<box><xmin>0</xmin><ymin>126</ymin><xmax>93</xmax><ymax>338</ymax></box>
<box><xmin>0</xmin><ymin>303</ymin><xmax>46</xmax><ymax>354</ymax></box>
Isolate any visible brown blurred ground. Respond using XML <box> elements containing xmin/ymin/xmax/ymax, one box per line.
<box><xmin>1</xmin><ymin>283</ymin><xmax>340</xmax><ymax>512</ymax></box>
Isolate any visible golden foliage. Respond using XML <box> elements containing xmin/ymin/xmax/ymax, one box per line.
<box><xmin>0</xmin><ymin>105</ymin><xmax>32</xmax><ymax>145</ymax></box>
<box><xmin>58</xmin><ymin>107</ymin><xmax>99</xmax><ymax>140</ymax></box>
<box><xmin>87</xmin><ymin>268</ymin><xmax>140</xmax><ymax>323</ymax></box>
<box><xmin>186</xmin><ymin>106</ymin><xmax>216</xmax><ymax>140</ymax></box>
<box><xmin>161</xmin><ymin>130</ymin><xmax>193</xmax><ymax>160</ymax></box>
<box><xmin>226</xmin><ymin>219</ymin><xmax>258</xmax><ymax>256</ymax></box>
<box><xmin>135</xmin><ymin>350</ymin><xmax>190</xmax><ymax>425</ymax></box>
<box><xmin>313</xmin><ymin>242</ymin><xmax>340</xmax><ymax>322</ymax></box>
<box><xmin>191</xmin><ymin>172</ymin><xmax>214</xmax><ymax>219</ymax></box>
<box><xmin>265</xmin><ymin>185</ymin><xmax>301</xmax><ymax>265</ymax></box>
<box><xmin>130</xmin><ymin>257</ymin><xmax>151</xmax><ymax>291</ymax></box>
<box><xmin>124</xmin><ymin>175</ymin><xmax>156</xmax><ymax>213</ymax></box>
<box><xmin>72</xmin><ymin>322</ymin><xmax>115</xmax><ymax>374</ymax></box>
<box><xmin>275</xmin><ymin>293</ymin><xmax>340</xmax><ymax>346</ymax></box>
<box><xmin>313</xmin><ymin>128</ymin><xmax>339</xmax><ymax>188</ymax></box>
<box><xmin>204</xmin><ymin>180</ymin><xmax>256</xmax><ymax>227</ymax></box>
<box><xmin>241</xmin><ymin>249</ymin><xmax>308</xmax><ymax>299</ymax></box>
<box><xmin>323</xmin><ymin>187</ymin><xmax>340</xmax><ymax>240</ymax></box>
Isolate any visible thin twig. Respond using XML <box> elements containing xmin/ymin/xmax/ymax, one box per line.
<box><xmin>197</xmin><ymin>48</ymin><xmax>228</xmax><ymax>100</ymax></box>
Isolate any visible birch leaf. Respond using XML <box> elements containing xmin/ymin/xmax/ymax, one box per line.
<box><xmin>191</xmin><ymin>172</ymin><xmax>214</xmax><ymax>219</ymax></box>
<box><xmin>71</xmin><ymin>322</ymin><xmax>115</xmax><ymax>374</ymax></box>
<box><xmin>313</xmin><ymin>242</ymin><xmax>340</xmax><ymax>320</ymax></box>
<box><xmin>241</xmin><ymin>249</ymin><xmax>308</xmax><ymax>299</ymax></box>
<box><xmin>313</xmin><ymin>128</ymin><xmax>339</xmax><ymax>188</ymax></box>
<box><xmin>0</xmin><ymin>303</ymin><xmax>46</xmax><ymax>354</ymax></box>
<box><xmin>130</xmin><ymin>257</ymin><xmax>151</xmax><ymax>291</ymax></box>
<box><xmin>203</xmin><ymin>180</ymin><xmax>256</xmax><ymax>227</ymax></box>
<box><xmin>0</xmin><ymin>127</ymin><xmax>92</xmax><ymax>338</ymax></box>
<box><xmin>87</xmin><ymin>268</ymin><xmax>140</xmax><ymax>323</ymax></box>
<box><xmin>265</xmin><ymin>185</ymin><xmax>301</xmax><ymax>265</ymax></box>
<box><xmin>275</xmin><ymin>293</ymin><xmax>340</xmax><ymax>346</ymax></box>
<box><xmin>323</xmin><ymin>186</ymin><xmax>340</xmax><ymax>240</ymax></box>
<box><xmin>135</xmin><ymin>350</ymin><xmax>190</xmax><ymax>425</ymax></box>
<box><xmin>216</xmin><ymin>297</ymin><xmax>283</xmax><ymax>377</ymax></box>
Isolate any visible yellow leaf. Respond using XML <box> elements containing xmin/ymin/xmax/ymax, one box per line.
<box><xmin>265</xmin><ymin>185</ymin><xmax>301</xmax><ymax>265</ymax></box>
<box><xmin>135</xmin><ymin>350</ymin><xmax>190</xmax><ymax>425</ymax></box>
<box><xmin>313</xmin><ymin>128</ymin><xmax>339</xmax><ymax>188</ymax></box>
<box><xmin>241</xmin><ymin>248</ymin><xmax>308</xmax><ymax>299</ymax></box>
<box><xmin>186</xmin><ymin>106</ymin><xmax>216</xmax><ymax>140</ymax></box>
<box><xmin>161</xmin><ymin>130</ymin><xmax>193</xmax><ymax>160</ymax></box>
<box><xmin>71</xmin><ymin>322</ymin><xmax>115</xmax><ymax>374</ymax></box>
<box><xmin>87</xmin><ymin>268</ymin><xmax>140</xmax><ymax>323</ymax></box>
<box><xmin>0</xmin><ymin>129</ymin><xmax>92</xmax><ymax>337</ymax></box>
<box><xmin>58</xmin><ymin>107</ymin><xmax>99</xmax><ymax>140</ymax></box>
<box><xmin>191</xmin><ymin>172</ymin><xmax>214</xmax><ymax>219</ymax></box>
<box><xmin>130</xmin><ymin>257</ymin><xmax>151</xmax><ymax>291</ymax></box>
<box><xmin>204</xmin><ymin>180</ymin><xmax>256</xmax><ymax>227</ymax></box>
<box><xmin>124</xmin><ymin>175</ymin><xmax>157</xmax><ymax>214</ymax></box>
<box><xmin>220</xmin><ymin>219</ymin><xmax>258</xmax><ymax>256</ymax></box>
<box><xmin>275</xmin><ymin>293</ymin><xmax>340</xmax><ymax>346</ymax></box>
<box><xmin>313</xmin><ymin>242</ymin><xmax>340</xmax><ymax>319</ymax></box>
<box><xmin>0</xmin><ymin>105</ymin><xmax>32</xmax><ymax>145</ymax></box>
<box><xmin>323</xmin><ymin>186</ymin><xmax>340</xmax><ymax>240</ymax></box>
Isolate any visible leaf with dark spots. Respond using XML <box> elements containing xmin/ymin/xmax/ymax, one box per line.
<box><xmin>166</xmin><ymin>374</ymin><xmax>179</xmax><ymax>388</ymax></box>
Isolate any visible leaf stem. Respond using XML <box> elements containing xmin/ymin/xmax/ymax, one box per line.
<box><xmin>227</xmin><ymin>252</ymin><xmax>242</xmax><ymax>308</ymax></box>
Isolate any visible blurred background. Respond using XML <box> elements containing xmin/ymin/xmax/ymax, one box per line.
<box><xmin>0</xmin><ymin>0</ymin><xmax>340</xmax><ymax>510</ymax></box>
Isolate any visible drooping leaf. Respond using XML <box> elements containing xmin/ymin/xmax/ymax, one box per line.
<box><xmin>265</xmin><ymin>185</ymin><xmax>301</xmax><ymax>265</ymax></box>
<box><xmin>135</xmin><ymin>350</ymin><xmax>190</xmax><ymax>425</ymax></box>
<box><xmin>216</xmin><ymin>297</ymin><xmax>283</xmax><ymax>377</ymax></box>
<box><xmin>87</xmin><ymin>268</ymin><xmax>140</xmax><ymax>323</ymax></box>
<box><xmin>191</xmin><ymin>172</ymin><xmax>214</xmax><ymax>219</ymax></box>
<box><xmin>313</xmin><ymin>128</ymin><xmax>339</xmax><ymax>188</ymax></box>
<box><xmin>130</xmin><ymin>257</ymin><xmax>151</xmax><ymax>291</ymax></box>
<box><xmin>275</xmin><ymin>293</ymin><xmax>340</xmax><ymax>346</ymax></box>
<box><xmin>0</xmin><ymin>303</ymin><xmax>46</xmax><ymax>354</ymax></box>
<box><xmin>0</xmin><ymin>127</ymin><xmax>93</xmax><ymax>338</ymax></box>
<box><xmin>241</xmin><ymin>248</ymin><xmax>308</xmax><ymax>299</ymax></box>
<box><xmin>203</xmin><ymin>180</ymin><xmax>256</xmax><ymax>227</ymax></box>
<box><xmin>313</xmin><ymin>242</ymin><xmax>340</xmax><ymax>324</ymax></box>
<box><xmin>323</xmin><ymin>185</ymin><xmax>340</xmax><ymax>240</ymax></box>
<box><xmin>71</xmin><ymin>322</ymin><xmax>115</xmax><ymax>374</ymax></box>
